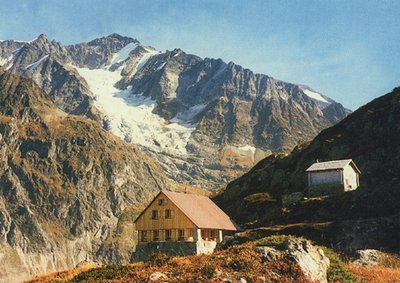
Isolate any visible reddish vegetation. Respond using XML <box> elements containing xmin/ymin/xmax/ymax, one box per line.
<box><xmin>26</xmin><ymin>237</ymin><xmax>400</xmax><ymax>283</ymax></box>
<box><xmin>27</xmin><ymin>243</ymin><xmax>310</xmax><ymax>283</ymax></box>
<box><xmin>348</xmin><ymin>265</ymin><xmax>400</xmax><ymax>283</ymax></box>
<box><xmin>119</xmin><ymin>243</ymin><xmax>309</xmax><ymax>283</ymax></box>
<box><xmin>25</xmin><ymin>261</ymin><xmax>101</xmax><ymax>283</ymax></box>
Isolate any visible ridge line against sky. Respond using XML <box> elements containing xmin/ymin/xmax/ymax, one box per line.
<box><xmin>0</xmin><ymin>0</ymin><xmax>399</xmax><ymax>110</ymax></box>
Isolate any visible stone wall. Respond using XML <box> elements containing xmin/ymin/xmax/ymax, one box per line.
<box><xmin>133</xmin><ymin>242</ymin><xmax>198</xmax><ymax>261</ymax></box>
<box><xmin>196</xmin><ymin>240</ymin><xmax>217</xmax><ymax>254</ymax></box>
<box><xmin>132</xmin><ymin>240</ymin><xmax>218</xmax><ymax>261</ymax></box>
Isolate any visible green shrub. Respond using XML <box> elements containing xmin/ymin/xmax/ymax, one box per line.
<box><xmin>321</xmin><ymin>247</ymin><xmax>358</xmax><ymax>283</ymax></box>
<box><xmin>145</xmin><ymin>252</ymin><xmax>170</xmax><ymax>267</ymax></box>
<box><xmin>68</xmin><ymin>265</ymin><xmax>129</xmax><ymax>283</ymax></box>
<box><xmin>255</xmin><ymin>235</ymin><xmax>295</xmax><ymax>250</ymax></box>
<box><xmin>200</xmin><ymin>263</ymin><xmax>216</xmax><ymax>278</ymax></box>
<box><xmin>223</xmin><ymin>244</ymin><xmax>262</xmax><ymax>273</ymax></box>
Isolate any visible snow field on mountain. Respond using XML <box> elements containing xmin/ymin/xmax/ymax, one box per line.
<box><xmin>75</xmin><ymin>47</ymin><xmax>196</xmax><ymax>155</ymax></box>
<box><xmin>109</xmin><ymin>43</ymin><xmax>138</xmax><ymax>65</ymax></box>
<box><xmin>0</xmin><ymin>56</ymin><xmax>7</xmax><ymax>66</ymax></box>
<box><xmin>303</xmin><ymin>89</ymin><xmax>329</xmax><ymax>103</ymax></box>
<box><xmin>171</xmin><ymin>104</ymin><xmax>207</xmax><ymax>125</ymax></box>
<box><xmin>0</xmin><ymin>52</ymin><xmax>15</xmax><ymax>70</ymax></box>
<box><xmin>26</xmin><ymin>55</ymin><xmax>49</xmax><ymax>70</ymax></box>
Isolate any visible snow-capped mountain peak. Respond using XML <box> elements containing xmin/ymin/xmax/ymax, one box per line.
<box><xmin>0</xmin><ymin>33</ymin><xmax>350</xmax><ymax>189</ymax></box>
<box><xmin>74</xmin><ymin>43</ymin><xmax>195</xmax><ymax>155</ymax></box>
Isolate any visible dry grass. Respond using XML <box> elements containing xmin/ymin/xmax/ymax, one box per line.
<box><xmin>347</xmin><ymin>252</ymin><xmax>400</xmax><ymax>282</ymax></box>
<box><xmin>0</xmin><ymin>114</ymin><xmax>13</xmax><ymax>123</ymax></box>
<box><xmin>172</xmin><ymin>181</ymin><xmax>211</xmax><ymax>196</ymax></box>
<box><xmin>380</xmin><ymin>252</ymin><xmax>400</xmax><ymax>268</ymax></box>
<box><xmin>220</xmin><ymin>146</ymin><xmax>255</xmax><ymax>167</ymax></box>
<box><xmin>348</xmin><ymin>265</ymin><xmax>400</xmax><ymax>283</ymax></box>
<box><xmin>24</xmin><ymin>261</ymin><xmax>101</xmax><ymax>283</ymax></box>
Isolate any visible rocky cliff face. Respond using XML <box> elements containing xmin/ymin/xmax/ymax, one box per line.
<box><xmin>0</xmin><ymin>34</ymin><xmax>99</xmax><ymax>120</ymax></box>
<box><xmin>216</xmin><ymin>87</ymin><xmax>400</xmax><ymax>253</ymax></box>
<box><xmin>126</xmin><ymin>53</ymin><xmax>341</xmax><ymax>151</ymax></box>
<box><xmin>66</xmin><ymin>33</ymin><xmax>139</xmax><ymax>69</ymax></box>
<box><xmin>0</xmin><ymin>69</ymin><xmax>169</xmax><ymax>283</ymax></box>
<box><xmin>0</xmin><ymin>34</ymin><xmax>350</xmax><ymax>189</ymax></box>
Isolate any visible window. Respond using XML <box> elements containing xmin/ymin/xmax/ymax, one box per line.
<box><xmin>165</xmin><ymin>209</ymin><xmax>172</xmax><ymax>219</ymax></box>
<box><xmin>178</xmin><ymin>229</ymin><xmax>185</xmax><ymax>241</ymax></box>
<box><xmin>141</xmin><ymin>231</ymin><xmax>147</xmax><ymax>242</ymax></box>
<box><xmin>151</xmin><ymin>210</ymin><xmax>158</xmax><ymax>220</ymax></box>
<box><xmin>165</xmin><ymin>229</ymin><xmax>172</xmax><ymax>241</ymax></box>
<box><xmin>158</xmin><ymin>198</ymin><xmax>166</xmax><ymax>206</ymax></box>
<box><xmin>153</xmin><ymin>230</ymin><xmax>159</xmax><ymax>241</ymax></box>
<box><xmin>210</xmin><ymin>230</ymin><xmax>215</xmax><ymax>240</ymax></box>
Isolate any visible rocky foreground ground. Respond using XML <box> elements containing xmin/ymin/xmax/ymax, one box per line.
<box><xmin>26</xmin><ymin>235</ymin><xmax>400</xmax><ymax>283</ymax></box>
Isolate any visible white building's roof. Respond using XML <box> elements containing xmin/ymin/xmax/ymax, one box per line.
<box><xmin>306</xmin><ymin>159</ymin><xmax>361</xmax><ymax>173</ymax></box>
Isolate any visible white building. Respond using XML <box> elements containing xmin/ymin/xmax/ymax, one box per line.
<box><xmin>306</xmin><ymin>159</ymin><xmax>361</xmax><ymax>197</ymax></box>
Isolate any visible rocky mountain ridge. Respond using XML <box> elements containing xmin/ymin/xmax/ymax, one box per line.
<box><xmin>0</xmin><ymin>33</ymin><xmax>351</xmax><ymax>189</ymax></box>
<box><xmin>0</xmin><ymin>68</ymin><xmax>169</xmax><ymax>283</ymax></box>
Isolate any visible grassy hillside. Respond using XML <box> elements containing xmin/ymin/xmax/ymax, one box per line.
<box><xmin>215</xmin><ymin>87</ymin><xmax>400</xmax><ymax>252</ymax></box>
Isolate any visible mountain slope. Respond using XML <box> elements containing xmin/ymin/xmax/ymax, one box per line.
<box><xmin>0</xmin><ymin>34</ymin><xmax>350</xmax><ymax>189</ymax></box>
<box><xmin>216</xmin><ymin>87</ymin><xmax>400</xmax><ymax>252</ymax></box>
<box><xmin>0</xmin><ymin>68</ymin><xmax>169</xmax><ymax>283</ymax></box>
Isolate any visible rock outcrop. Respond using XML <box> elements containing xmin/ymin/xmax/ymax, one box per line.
<box><xmin>352</xmin><ymin>249</ymin><xmax>382</xmax><ymax>267</ymax></box>
<box><xmin>256</xmin><ymin>237</ymin><xmax>330</xmax><ymax>283</ymax></box>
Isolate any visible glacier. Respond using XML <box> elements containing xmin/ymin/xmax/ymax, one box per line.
<box><xmin>75</xmin><ymin>46</ymin><xmax>197</xmax><ymax>155</ymax></box>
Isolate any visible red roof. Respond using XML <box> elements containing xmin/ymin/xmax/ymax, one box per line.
<box><xmin>136</xmin><ymin>190</ymin><xmax>239</xmax><ymax>231</ymax></box>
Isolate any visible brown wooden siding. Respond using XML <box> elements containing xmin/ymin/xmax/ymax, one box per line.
<box><xmin>136</xmin><ymin>192</ymin><xmax>197</xmax><ymax>242</ymax></box>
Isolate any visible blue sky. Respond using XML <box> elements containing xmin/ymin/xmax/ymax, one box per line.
<box><xmin>0</xmin><ymin>0</ymin><xmax>399</xmax><ymax>110</ymax></box>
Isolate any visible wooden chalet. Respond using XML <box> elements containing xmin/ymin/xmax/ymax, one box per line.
<box><xmin>134</xmin><ymin>190</ymin><xmax>238</xmax><ymax>245</ymax></box>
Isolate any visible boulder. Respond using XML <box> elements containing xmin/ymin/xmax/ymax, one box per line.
<box><xmin>255</xmin><ymin>246</ymin><xmax>281</xmax><ymax>262</ymax></box>
<box><xmin>282</xmin><ymin>192</ymin><xmax>304</xmax><ymax>206</ymax></box>
<box><xmin>149</xmin><ymin>271</ymin><xmax>168</xmax><ymax>282</ymax></box>
<box><xmin>352</xmin><ymin>249</ymin><xmax>381</xmax><ymax>266</ymax></box>
<box><xmin>286</xmin><ymin>238</ymin><xmax>330</xmax><ymax>283</ymax></box>
<box><xmin>256</xmin><ymin>238</ymin><xmax>330</xmax><ymax>283</ymax></box>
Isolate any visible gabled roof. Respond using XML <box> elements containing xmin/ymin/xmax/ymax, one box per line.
<box><xmin>135</xmin><ymin>190</ymin><xmax>239</xmax><ymax>231</ymax></box>
<box><xmin>306</xmin><ymin>159</ymin><xmax>361</xmax><ymax>174</ymax></box>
